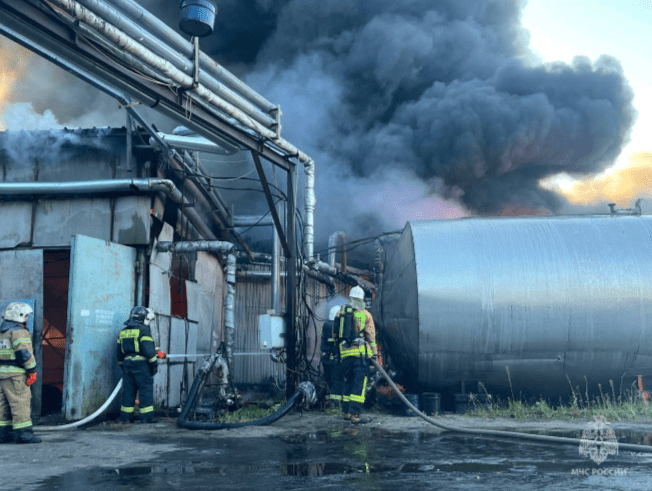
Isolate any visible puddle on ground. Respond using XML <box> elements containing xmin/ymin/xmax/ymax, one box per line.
<box><xmin>33</xmin><ymin>429</ymin><xmax>652</xmax><ymax>490</ymax></box>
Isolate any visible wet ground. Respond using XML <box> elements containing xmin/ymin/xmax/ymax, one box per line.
<box><xmin>7</xmin><ymin>411</ymin><xmax>652</xmax><ymax>490</ymax></box>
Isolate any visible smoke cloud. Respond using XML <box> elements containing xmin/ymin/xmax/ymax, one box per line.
<box><xmin>1</xmin><ymin>1</ymin><xmax>638</xmax><ymax>253</ymax></box>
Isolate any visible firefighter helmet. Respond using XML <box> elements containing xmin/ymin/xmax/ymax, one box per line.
<box><xmin>3</xmin><ymin>302</ymin><xmax>33</xmax><ymax>323</ymax></box>
<box><xmin>129</xmin><ymin>306</ymin><xmax>148</xmax><ymax>323</ymax></box>
<box><xmin>328</xmin><ymin>305</ymin><xmax>341</xmax><ymax>321</ymax></box>
<box><xmin>349</xmin><ymin>286</ymin><xmax>365</xmax><ymax>309</ymax></box>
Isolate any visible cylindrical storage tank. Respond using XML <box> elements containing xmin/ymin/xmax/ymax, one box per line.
<box><xmin>379</xmin><ymin>216</ymin><xmax>652</xmax><ymax>397</ymax></box>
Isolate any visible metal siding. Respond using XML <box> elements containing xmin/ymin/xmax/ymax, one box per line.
<box><xmin>0</xmin><ymin>250</ymin><xmax>43</xmax><ymax>415</ymax></box>
<box><xmin>112</xmin><ymin>196</ymin><xmax>151</xmax><ymax>245</ymax></box>
<box><xmin>63</xmin><ymin>235</ymin><xmax>136</xmax><ymax>420</ymax></box>
<box><xmin>34</xmin><ymin>199</ymin><xmax>112</xmax><ymax>246</ymax></box>
<box><xmin>151</xmin><ymin>314</ymin><xmax>170</xmax><ymax>408</ymax></box>
<box><xmin>0</xmin><ymin>202</ymin><xmax>32</xmax><ymax>247</ymax></box>
<box><xmin>168</xmin><ymin>317</ymin><xmax>187</xmax><ymax>408</ymax></box>
<box><xmin>380</xmin><ymin>216</ymin><xmax>652</xmax><ymax>396</ymax></box>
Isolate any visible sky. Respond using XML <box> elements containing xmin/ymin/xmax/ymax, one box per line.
<box><xmin>522</xmin><ymin>0</ymin><xmax>652</xmax><ymax>208</ymax></box>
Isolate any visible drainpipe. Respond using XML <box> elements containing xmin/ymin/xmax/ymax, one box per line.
<box><xmin>156</xmin><ymin>240</ymin><xmax>236</xmax><ymax>367</ymax></box>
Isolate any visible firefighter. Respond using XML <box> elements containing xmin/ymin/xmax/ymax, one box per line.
<box><xmin>0</xmin><ymin>302</ymin><xmax>41</xmax><ymax>443</ymax></box>
<box><xmin>321</xmin><ymin>305</ymin><xmax>342</xmax><ymax>405</ymax></box>
<box><xmin>338</xmin><ymin>286</ymin><xmax>377</xmax><ymax>424</ymax></box>
<box><xmin>116</xmin><ymin>306</ymin><xmax>159</xmax><ymax>424</ymax></box>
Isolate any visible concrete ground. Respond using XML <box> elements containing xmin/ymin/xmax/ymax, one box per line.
<box><xmin>4</xmin><ymin>410</ymin><xmax>652</xmax><ymax>490</ymax></box>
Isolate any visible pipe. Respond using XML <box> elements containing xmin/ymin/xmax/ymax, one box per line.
<box><xmin>155</xmin><ymin>132</ymin><xmax>238</xmax><ymax>155</ymax></box>
<box><xmin>304</xmin><ymin>160</ymin><xmax>315</xmax><ymax>261</ymax></box>
<box><xmin>156</xmin><ymin>241</ymin><xmax>236</xmax><ymax>366</ymax></box>
<box><xmin>103</xmin><ymin>0</ymin><xmax>277</xmax><ymax>114</ymax></box>
<box><xmin>37</xmin><ymin>380</ymin><xmax>123</xmax><ymax>431</ymax></box>
<box><xmin>328</xmin><ymin>231</ymin><xmax>346</xmax><ymax>269</ymax></box>
<box><xmin>311</xmin><ymin>260</ymin><xmax>374</xmax><ymax>296</ymax></box>
<box><xmin>233</xmin><ymin>216</ymin><xmax>274</xmax><ymax>227</ymax></box>
<box><xmin>272</xmin><ymin>202</ymin><xmax>282</xmax><ymax>313</ymax></box>
<box><xmin>73</xmin><ymin>0</ymin><xmax>276</xmax><ymax>128</ymax></box>
<box><xmin>371</xmin><ymin>359</ymin><xmax>652</xmax><ymax>454</ymax></box>
<box><xmin>49</xmin><ymin>0</ymin><xmax>312</xmax><ymax>166</ymax></box>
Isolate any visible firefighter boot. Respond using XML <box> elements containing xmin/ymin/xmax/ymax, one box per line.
<box><xmin>141</xmin><ymin>415</ymin><xmax>159</xmax><ymax>424</ymax></box>
<box><xmin>0</xmin><ymin>426</ymin><xmax>13</xmax><ymax>443</ymax></box>
<box><xmin>14</xmin><ymin>428</ymin><xmax>42</xmax><ymax>444</ymax></box>
<box><xmin>350</xmin><ymin>414</ymin><xmax>371</xmax><ymax>425</ymax></box>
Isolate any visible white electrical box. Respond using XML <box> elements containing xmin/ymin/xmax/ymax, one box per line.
<box><xmin>259</xmin><ymin>312</ymin><xmax>285</xmax><ymax>349</ymax></box>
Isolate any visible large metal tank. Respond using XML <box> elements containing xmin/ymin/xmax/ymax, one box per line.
<box><xmin>379</xmin><ymin>215</ymin><xmax>652</xmax><ymax>397</ymax></box>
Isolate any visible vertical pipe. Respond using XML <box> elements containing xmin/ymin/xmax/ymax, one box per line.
<box><xmin>285</xmin><ymin>163</ymin><xmax>297</xmax><ymax>398</ymax></box>
<box><xmin>136</xmin><ymin>249</ymin><xmax>145</xmax><ymax>306</ymax></box>
<box><xmin>303</xmin><ymin>160</ymin><xmax>315</xmax><ymax>261</ymax></box>
<box><xmin>271</xmin><ymin>202</ymin><xmax>281</xmax><ymax>314</ymax></box>
<box><xmin>225</xmin><ymin>253</ymin><xmax>236</xmax><ymax>369</ymax></box>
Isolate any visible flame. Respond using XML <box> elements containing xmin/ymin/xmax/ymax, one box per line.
<box><xmin>0</xmin><ymin>43</ymin><xmax>34</xmax><ymax>130</ymax></box>
<box><xmin>541</xmin><ymin>151</ymin><xmax>652</xmax><ymax>206</ymax></box>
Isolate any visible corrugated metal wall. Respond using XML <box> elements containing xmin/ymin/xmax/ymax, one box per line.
<box><xmin>231</xmin><ymin>263</ymin><xmax>350</xmax><ymax>387</ymax></box>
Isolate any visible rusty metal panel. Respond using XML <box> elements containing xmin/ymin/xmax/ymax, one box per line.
<box><xmin>0</xmin><ymin>202</ymin><xmax>32</xmax><ymax>248</ymax></box>
<box><xmin>112</xmin><ymin>196</ymin><xmax>151</xmax><ymax>245</ymax></box>
<box><xmin>0</xmin><ymin>249</ymin><xmax>43</xmax><ymax>415</ymax></box>
<box><xmin>151</xmin><ymin>314</ymin><xmax>170</xmax><ymax>409</ymax></box>
<box><xmin>63</xmin><ymin>235</ymin><xmax>136</xmax><ymax>420</ymax></box>
<box><xmin>34</xmin><ymin>199</ymin><xmax>111</xmax><ymax>246</ymax></box>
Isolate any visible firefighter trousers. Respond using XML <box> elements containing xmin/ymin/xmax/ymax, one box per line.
<box><xmin>340</xmin><ymin>356</ymin><xmax>369</xmax><ymax>415</ymax></box>
<box><xmin>0</xmin><ymin>373</ymin><xmax>32</xmax><ymax>430</ymax></box>
<box><xmin>120</xmin><ymin>360</ymin><xmax>154</xmax><ymax>419</ymax></box>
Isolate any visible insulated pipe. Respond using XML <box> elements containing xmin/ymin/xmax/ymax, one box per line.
<box><xmin>304</xmin><ymin>160</ymin><xmax>316</xmax><ymax>260</ymax></box>
<box><xmin>103</xmin><ymin>0</ymin><xmax>277</xmax><ymax>114</ymax></box>
<box><xmin>74</xmin><ymin>0</ymin><xmax>276</xmax><ymax>129</ymax></box>
<box><xmin>37</xmin><ymin>380</ymin><xmax>123</xmax><ymax>431</ymax></box>
<box><xmin>48</xmin><ymin>0</ymin><xmax>310</xmax><ymax>163</ymax></box>
<box><xmin>311</xmin><ymin>260</ymin><xmax>374</xmax><ymax>296</ymax></box>
<box><xmin>371</xmin><ymin>360</ymin><xmax>652</xmax><ymax>455</ymax></box>
<box><xmin>233</xmin><ymin>216</ymin><xmax>274</xmax><ymax>227</ymax></box>
<box><xmin>156</xmin><ymin>241</ymin><xmax>236</xmax><ymax>366</ymax></box>
<box><xmin>328</xmin><ymin>231</ymin><xmax>346</xmax><ymax>269</ymax></box>
<box><xmin>155</xmin><ymin>132</ymin><xmax>238</xmax><ymax>155</ymax></box>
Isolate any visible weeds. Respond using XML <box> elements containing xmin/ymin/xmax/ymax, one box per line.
<box><xmin>467</xmin><ymin>372</ymin><xmax>652</xmax><ymax>422</ymax></box>
<box><xmin>218</xmin><ymin>401</ymin><xmax>285</xmax><ymax>423</ymax></box>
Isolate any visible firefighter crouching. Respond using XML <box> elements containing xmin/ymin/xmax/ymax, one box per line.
<box><xmin>336</xmin><ymin>286</ymin><xmax>377</xmax><ymax>425</ymax></box>
<box><xmin>116</xmin><ymin>306</ymin><xmax>160</xmax><ymax>424</ymax></box>
<box><xmin>0</xmin><ymin>302</ymin><xmax>41</xmax><ymax>444</ymax></box>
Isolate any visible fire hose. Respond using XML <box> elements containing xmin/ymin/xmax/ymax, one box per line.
<box><xmin>371</xmin><ymin>359</ymin><xmax>652</xmax><ymax>454</ymax></box>
<box><xmin>177</xmin><ymin>353</ymin><xmax>317</xmax><ymax>430</ymax></box>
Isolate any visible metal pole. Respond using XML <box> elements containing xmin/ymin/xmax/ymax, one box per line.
<box><xmin>285</xmin><ymin>163</ymin><xmax>297</xmax><ymax>398</ymax></box>
<box><xmin>272</xmin><ymin>202</ymin><xmax>281</xmax><ymax>314</ymax></box>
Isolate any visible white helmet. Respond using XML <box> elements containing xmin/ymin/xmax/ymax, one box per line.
<box><xmin>328</xmin><ymin>305</ymin><xmax>341</xmax><ymax>321</ymax></box>
<box><xmin>3</xmin><ymin>302</ymin><xmax>33</xmax><ymax>323</ymax></box>
<box><xmin>349</xmin><ymin>286</ymin><xmax>365</xmax><ymax>310</ymax></box>
<box><xmin>144</xmin><ymin>308</ymin><xmax>156</xmax><ymax>327</ymax></box>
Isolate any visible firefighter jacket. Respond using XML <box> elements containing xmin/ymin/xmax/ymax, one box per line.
<box><xmin>339</xmin><ymin>308</ymin><xmax>377</xmax><ymax>360</ymax></box>
<box><xmin>116</xmin><ymin>320</ymin><xmax>158</xmax><ymax>369</ymax></box>
<box><xmin>0</xmin><ymin>320</ymin><xmax>36</xmax><ymax>376</ymax></box>
<box><xmin>320</xmin><ymin>319</ymin><xmax>337</xmax><ymax>361</ymax></box>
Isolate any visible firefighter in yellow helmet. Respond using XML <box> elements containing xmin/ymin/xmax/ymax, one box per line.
<box><xmin>0</xmin><ymin>302</ymin><xmax>41</xmax><ymax>443</ymax></box>
<box><xmin>116</xmin><ymin>306</ymin><xmax>159</xmax><ymax>424</ymax></box>
<box><xmin>337</xmin><ymin>286</ymin><xmax>377</xmax><ymax>424</ymax></box>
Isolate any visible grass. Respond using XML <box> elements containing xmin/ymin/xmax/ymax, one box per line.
<box><xmin>217</xmin><ymin>400</ymin><xmax>286</xmax><ymax>423</ymax></box>
<box><xmin>465</xmin><ymin>371</ymin><xmax>652</xmax><ymax>422</ymax></box>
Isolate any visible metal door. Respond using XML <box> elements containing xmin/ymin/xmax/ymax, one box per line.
<box><xmin>0</xmin><ymin>250</ymin><xmax>43</xmax><ymax>414</ymax></box>
<box><xmin>63</xmin><ymin>235</ymin><xmax>136</xmax><ymax>420</ymax></box>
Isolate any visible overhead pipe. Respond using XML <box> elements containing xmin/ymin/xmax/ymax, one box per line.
<box><xmin>74</xmin><ymin>0</ymin><xmax>276</xmax><ymax>129</ymax></box>
<box><xmin>156</xmin><ymin>240</ymin><xmax>236</xmax><ymax>366</ymax></box>
<box><xmin>103</xmin><ymin>0</ymin><xmax>277</xmax><ymax>114</ymax></box>
<box><xmin>155</xmin><ymin>132</ymin><xmax>238</xmax><ymax>155</ymax></box>
<box><xmin>311</xmin><ymin>260</ymin><xmax>374</xmax><ymax>297</ymax></box>
<box><xmin>233</xmin><ymin>216</ymin><xmax>274</xmax><ymax>227</ymax></box>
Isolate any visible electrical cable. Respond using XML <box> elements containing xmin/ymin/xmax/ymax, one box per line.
<box><xmin>371</xmin><ymin>359</ymin><xmax>652</xmax><ymax>454</ymax></box>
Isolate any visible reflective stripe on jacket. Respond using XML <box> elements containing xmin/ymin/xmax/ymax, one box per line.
<box><xmin>0</xmin><ymin>321</ymin><xmax>36</xmax><ymax>375</ymax></box>
<box><xmin>116</xmin><ymin>320</ymin><xmax>158</xmax><ymax>366</ymax></box>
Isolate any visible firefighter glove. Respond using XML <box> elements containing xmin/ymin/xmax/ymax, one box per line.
<box><xmin>157</xmin><ymin>350</ymin><xmax>166</xmax><ymax>359</ymax></box>
<box><xmin>26</xmin><ymin>373</ymin><xmax>37</xmax><ymax>386</ymax></box>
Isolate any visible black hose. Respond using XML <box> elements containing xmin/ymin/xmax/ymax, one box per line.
<box><xmin>176</xmin><ymin>356</ymin><xmax>311</xmax><ymax>430</ymax></box>
<box><xmin>371</xmin><ymin>359</ymin><xmax>652</xmax><ymax>454</ymax></box>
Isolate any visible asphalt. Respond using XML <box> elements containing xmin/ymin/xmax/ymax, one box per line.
<box><xmin>4</xmin><ymin>410</ymin><xmax>652</xmax><ymax>490</ymax></box>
